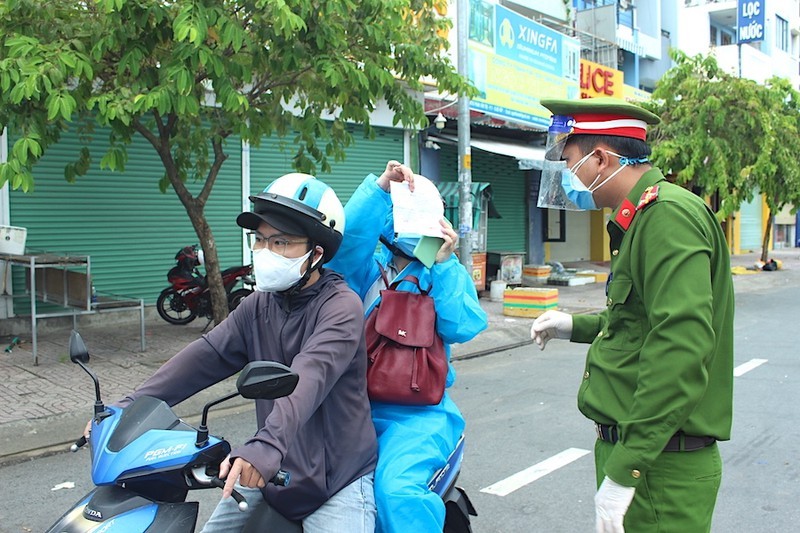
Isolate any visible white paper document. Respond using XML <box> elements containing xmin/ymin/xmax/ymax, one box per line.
<box><xmin>390</xmin><ymin>177</ymin><xmax>444</xmax><ymax>237</ymax></box>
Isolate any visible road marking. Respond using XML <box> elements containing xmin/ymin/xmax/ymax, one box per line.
<box><xmin>480</xmin><ymin>447</ymin><xmax>591</xmax><ymax>496</ymax></box>
<box><xmin>734</xmin><ymin>358</ymin><xmax>768</xmax><ymax>377</ymax></box>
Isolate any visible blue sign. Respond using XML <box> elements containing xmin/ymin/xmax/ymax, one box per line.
<box><xmin>737</xmin><ymin>0</ymin><xmax>765</xmax><ymax>43</ymax></box>
<box><xmin>494</xmin><ymin>5</ymin><xmax>566</xmax><ymax>77</ymax></box>
<box><xmin>467</xmin><ymin>1</ymin><xmax>580</xmax><ymax>129</ymax></box>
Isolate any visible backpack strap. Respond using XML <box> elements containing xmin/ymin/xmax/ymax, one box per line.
<box><xmin>377</xmin><ymin>261</ymin><xmax>391</xmax><ymax>289</ymax></box>
<box><xmin>377</xmin><ymin>261</ymin><xmax>433</xmax><ymax>295</ymax></box>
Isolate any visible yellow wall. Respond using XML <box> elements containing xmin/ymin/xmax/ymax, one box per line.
<box><xmin>590</xmin><ymin>209</ymin><xmax>611</xmax><ymax>261</ymax></box>
<box><xmin>730</xmin><ymin>214</ymin><xmax>740</xmax><ymax>255</ymax></box>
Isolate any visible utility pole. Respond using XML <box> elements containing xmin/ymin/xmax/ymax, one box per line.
<box><xmin>456</xmin><ymin>0</ymin><xmax>473</xmax><ymax>274</ymax></box>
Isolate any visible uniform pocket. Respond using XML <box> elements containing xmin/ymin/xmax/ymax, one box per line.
<box><xmin>600</xmin><ymin>277</ymin><xmax>645</xmax><ymax>350</ymax></box>
<box><xmin>606</xmin><ymin>278</ymin><xmax>633</xmax><ymax>308</ymax></box>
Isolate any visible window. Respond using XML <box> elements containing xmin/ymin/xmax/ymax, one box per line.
<box><xmin>721</xmin><ymin>31</ymin><xmax>733</xmax><ymax>46</ymax></box>
<box><xmin>709</xmin><ymin>23</ymin><xmax>735</xmax><ymax>47</ymax></box>
<box><xmin>777</xmin><ymin>16</ymin><xmax>789</xmax><ymax>52</ymax></box>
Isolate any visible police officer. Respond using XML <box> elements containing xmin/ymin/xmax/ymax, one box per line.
<box><xmin>531</xmin><ymin>97</ymin><xmax>734</xmax><ymax>533</ymax></box>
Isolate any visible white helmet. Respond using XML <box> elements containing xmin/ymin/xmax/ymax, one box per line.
<box><xmin>237</xmin><ymin>173</ymin><xmax>346</xmax><ymax>262</ymax></box>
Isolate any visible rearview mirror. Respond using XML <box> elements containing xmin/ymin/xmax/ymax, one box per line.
<box><xmin>69</xmin><ymin>330</ymin><xmax>90</xmax><ymax>365</ymax></box>
<box><xmin>237</xmin><ymin>361</ymin><xmax>299</xmax><ymax>400</ymax></box>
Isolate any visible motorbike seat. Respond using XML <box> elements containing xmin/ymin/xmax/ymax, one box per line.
<box><xmin>167</xmin><ymin>266</ymin><xmax>206</xmax><ymax>288</ymax></box>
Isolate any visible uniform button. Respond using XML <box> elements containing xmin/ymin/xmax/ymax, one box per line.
<box><xmin>596</xmin><ymin>331</ymin><xmax>603</xmax><ymax>338</ymax></box>
<box><xmin>607</xmin><ymin>298</ymin><xmax>613</xmax><ymax>306</ymax></box>
<box><xmin>612</xmin><ymin>249</ymin><xmax>619</xmax><ymax>256</ymax></box>
<box><xmin>631</xmin><ymin>470</ymin><xmax>641</xmax><ymax>479</ymax></box>
<box><xmin>621</xmin><ymin>208</ymin><xmax>631</xmax><ymax>217</ymax></box>
<box><xmin>583</xmin><ymin>371</ymin><xmax>590</xmax><ymax>379</ymax></box>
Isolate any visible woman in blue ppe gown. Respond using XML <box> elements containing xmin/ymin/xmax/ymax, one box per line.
<box><xmin>328</xmin><ymin>161</ymin><xmax>488</xmax><ymax>533</ymax></box>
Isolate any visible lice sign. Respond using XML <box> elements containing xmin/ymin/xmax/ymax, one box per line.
<box><xmin>580</xmin><ymin>59</ymin><xmax>623</xmax><ymax>99</ymax></box>
<box><xmin>737</xmin><ymin>0</ymin><xmax>765</xmax><ymax>43</ymax></box>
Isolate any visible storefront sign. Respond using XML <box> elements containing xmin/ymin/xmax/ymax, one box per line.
<box><xmin>579</xmin><ymin>59</ymin><xmax>623</xmax><ymax>99</ymax></box>
<box><xmin>623</xmin><ymin>84</ymin><xmax>652</xmax><ymax>103</ymax></box>
<box><xmin>737</xmin><ymin>0</ymin><xmax>765</xmax><ymax>43</ymax></box>
<box><xmin>468</xmin><ymin>1</ymin><xmax>580</xmax><ymax>128</ymax></box>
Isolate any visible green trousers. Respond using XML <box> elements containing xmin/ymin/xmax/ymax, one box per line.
<box><xmin>594</xmin><ymin>439</ymin><xmax>722</xmax><ymax>533</ymax></box>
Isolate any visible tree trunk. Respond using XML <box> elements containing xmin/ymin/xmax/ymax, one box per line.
<box><xmin>136</xmin><ymin>115</ymin><xmax>231</xmax><ymax>326</ymax></box>
<box><xmin>760</xmin><ymin>210</ymin><xmax>774</xmax><ymax>263</ymax></box>
<box><xmin>194</xmin><ymin>221</ymin><xmax>229</xmax><ymax>326</ymax></box>
<box><xmin>176</xmin><ymin>198</ymin><xmax>229</xmax><ymax>325</ymax></box>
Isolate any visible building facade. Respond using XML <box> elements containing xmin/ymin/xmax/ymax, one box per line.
<box><xmin>3</xmin><ymin>0</ymin><xmax>798</xmax><ymax>318</ymax></box>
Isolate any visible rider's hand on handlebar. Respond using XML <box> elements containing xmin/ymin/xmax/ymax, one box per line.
<box><xmin>221</xmin><ymin>456</ymin><xmax>265</xmax><ymax>499</ymax></box>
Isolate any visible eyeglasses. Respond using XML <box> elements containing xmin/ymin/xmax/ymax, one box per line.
<box><xmin>247</xmin><ymin>232</ymin><xmax>309</xmax><ymax>255</ymax></box>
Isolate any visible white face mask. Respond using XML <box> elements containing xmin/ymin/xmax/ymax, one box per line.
<box><xmin>253</xmin><ymin>248</ymin><xmax>316</xmax><ymax>292</ymax></box>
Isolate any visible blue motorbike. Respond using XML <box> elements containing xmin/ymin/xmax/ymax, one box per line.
<box><xmin>47</xmin><ymin>331</ymin><xmax>477</xmax><ymax>532</ymax></box>
<box><xmin>46</xmin><ymin>331</ymin><xmax>297</xmax><ymax>532</ymax></box>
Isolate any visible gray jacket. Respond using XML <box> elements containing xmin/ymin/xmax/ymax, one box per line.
<box><xmin>124</xmin><ymin>269</ymin><xmax>377</xmax><ymax>520</ymax></box>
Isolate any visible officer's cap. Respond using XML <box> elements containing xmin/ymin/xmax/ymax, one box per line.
<box><xmin>541</xmin><ymin>97</ymin><xmax>660</xmax><ymax>142</ymax></box>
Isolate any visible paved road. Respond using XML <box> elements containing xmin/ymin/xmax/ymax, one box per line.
<box><xmin>1</xmin><ymin>269</ymin><xmax>798</xmax><ymax>532</ymax></box>
<box><xmin>451</xmin><ymin>276</ymin><xmax>800</xmax><ymax>532</ymax></box>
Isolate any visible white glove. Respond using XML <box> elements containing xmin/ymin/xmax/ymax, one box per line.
<box><xmin>595</xmin><ymin>476</ymin><xmax>636</xmax><ymax>533</ymax></box>
<box><xmin>530</xmin><ymin>310</ymin><xmax>573</xmax><ymax>350</ymax></box>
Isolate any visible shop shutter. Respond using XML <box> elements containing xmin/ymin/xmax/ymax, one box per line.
<box><xmin>249</xmin><ymin>125</ymin><xmax>405</xmax><ymax>203</ymax></box>
<box><xmin>739</xmin><ymin>193</ymin><xmax>763</xmax><ymax>252</ymax></box>
<box><xmin>7</xmin><ymin>126</ymin><xmax>243</xmax><ymax>308</ymax></box>
<box><xmin>439</xmin><ymin>145</ymin><xmax>527</xmax><ymax>253</ymax></box>
<box><xmin>6</xmin><ymin>123</ymin><xmax>403</xmax><ymax>312</ymax></box>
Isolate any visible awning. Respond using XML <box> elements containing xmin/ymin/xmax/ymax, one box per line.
<box><xmin>430</xmin><ymin>134</ymin><xmax>546</xmax><ymax>170</ymax></box>
<box><xmin>436</xmin><ymin>182</ymin><xmax>502</xmax><ymax>219</ymax></box>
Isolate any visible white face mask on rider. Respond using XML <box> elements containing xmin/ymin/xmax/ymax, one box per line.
<box><xmin>253</xmin><ymin>248</ymin><xmax>317</xmax><ymax>292</ymax></box>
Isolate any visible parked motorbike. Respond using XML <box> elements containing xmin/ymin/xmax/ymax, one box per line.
<box><xmin>47</xmin><ymin>331</ymin><xmax>298</xmax><ymax>532</ymax></box>
<box><xmin>156</xmin><ymin>244</ymin><xmax>254</xmax><ymax>326</ymax></box>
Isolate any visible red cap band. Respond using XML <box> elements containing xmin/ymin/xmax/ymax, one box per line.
<box><xmin>571</xmin><ymin>113</ymin><xmax>648</xmax><ymax>141</ymax></box>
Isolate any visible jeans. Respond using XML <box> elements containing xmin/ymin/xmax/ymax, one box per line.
<box><xmin>200</xmin><ymin>473</ymin><xmax>376</xmax><ymax>533</ymax></box>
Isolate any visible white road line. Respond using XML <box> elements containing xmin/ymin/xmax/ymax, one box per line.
<box><xmin>734</xmin><ymin>358</ymin><xmax>768</xmax><ymax>377</ymax></box>
<box><xmin>480</xmin><ymin>447</ymin><xmax>591</xmax><ymax>497</ymax></box>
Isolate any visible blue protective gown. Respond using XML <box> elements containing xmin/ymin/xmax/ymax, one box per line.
<box><xmin>328</xmin><ymin>174</ymin><xmax>488</xmax><ymax>533</ymax></box>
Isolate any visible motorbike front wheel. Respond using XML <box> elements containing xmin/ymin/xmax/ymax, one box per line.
<box><xmin>228</xmin><ymin>288</ymin><xmax>252</xmax><ymax>311</ymax></box>
<box><xmin>156</xmin><ymin>288</ymin><xmax>198</xmax><ymax>325</ymax></box>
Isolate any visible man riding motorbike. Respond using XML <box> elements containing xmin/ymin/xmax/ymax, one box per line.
<box><xmin>86</xmin><ymin>173</ymin><xmax>378</xmax><ymax>532</ymax></box>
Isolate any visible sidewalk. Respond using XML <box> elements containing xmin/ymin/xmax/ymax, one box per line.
<box><xmin>1</xmin><ymin>250</ymin><xmax>797</xmax><ymax>465</ymax></box>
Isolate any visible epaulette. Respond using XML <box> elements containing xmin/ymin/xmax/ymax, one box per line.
<box><xmin>614</xmin><ymin>198</ymin><xmax>636</xmax><ymax>231</ymax></box>
<box><xmin>636</xmin><ymin>185</ymin><xmax>660</xmax><ymax>211</ymax></box>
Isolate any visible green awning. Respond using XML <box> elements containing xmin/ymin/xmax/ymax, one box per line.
<box><xmin>436</xmin><ymin>181</ymin><xmax>501</xmax><ymax>219</ymax></box>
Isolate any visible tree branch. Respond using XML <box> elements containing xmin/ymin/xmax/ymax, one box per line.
<box><xmin>199</xmin><ymin>136</ymin><xmax>228</xmax><ymax>206</ymax></box>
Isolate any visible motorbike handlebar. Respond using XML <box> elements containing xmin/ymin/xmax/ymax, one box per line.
<box><xmin>208</xmin><ymin>471</ymin><xmax>289</xmax><ymax>512</ymax></box>
<box><xmin>209</xmin><ymin>477</ymin><xmax>249</xmax><ymax>511</ymax></box>
<box><xmin>70</xmin><ymin>435</ymin><xmax>87</xmax><ymax>452</ymax></box>
<box><xmin>271</xmin><ymin>470</ymin><xmax>291</xmax><ymax>487</ymax></box>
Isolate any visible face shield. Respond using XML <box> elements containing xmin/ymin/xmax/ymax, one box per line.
<box><xmin>536</xmin><ymin>115</ymin><xmax>583</xmax><ymax>211</ymax></box>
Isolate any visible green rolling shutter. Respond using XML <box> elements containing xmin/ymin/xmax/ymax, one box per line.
<box><xmin>6</xmin><ymin>122</ymin><xmax>404</xmax><ymax>313</ymax></box>
<box><xmin>249</xmin><ymin>125</ymin><xmax>405</xmax><ymax>203</ymax></box>
<box><xmin>7</xmin><ymin>126</ymin><xmax>243</xmax><ymax>307</ymax></box>
<box><xmin>739</xmin><ymin>193</ymin><xmax>763</xmax><ymax>252</ymax></box>
<box><xmin>439</xmin><ymin>145</ymin><xmax>527</xmax><ymax>253</ymax></box>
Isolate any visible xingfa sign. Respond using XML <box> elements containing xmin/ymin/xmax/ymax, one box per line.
<box><xmin>737</xmin><ymin>0</ymin><xmax>765</xmax><ymax>43</ymax></box>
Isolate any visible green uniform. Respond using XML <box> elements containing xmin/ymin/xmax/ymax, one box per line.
<box><xmin>571</xmin><ymin>168</ymin><xmax>734</xmax><ymax>531</ymax></box>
